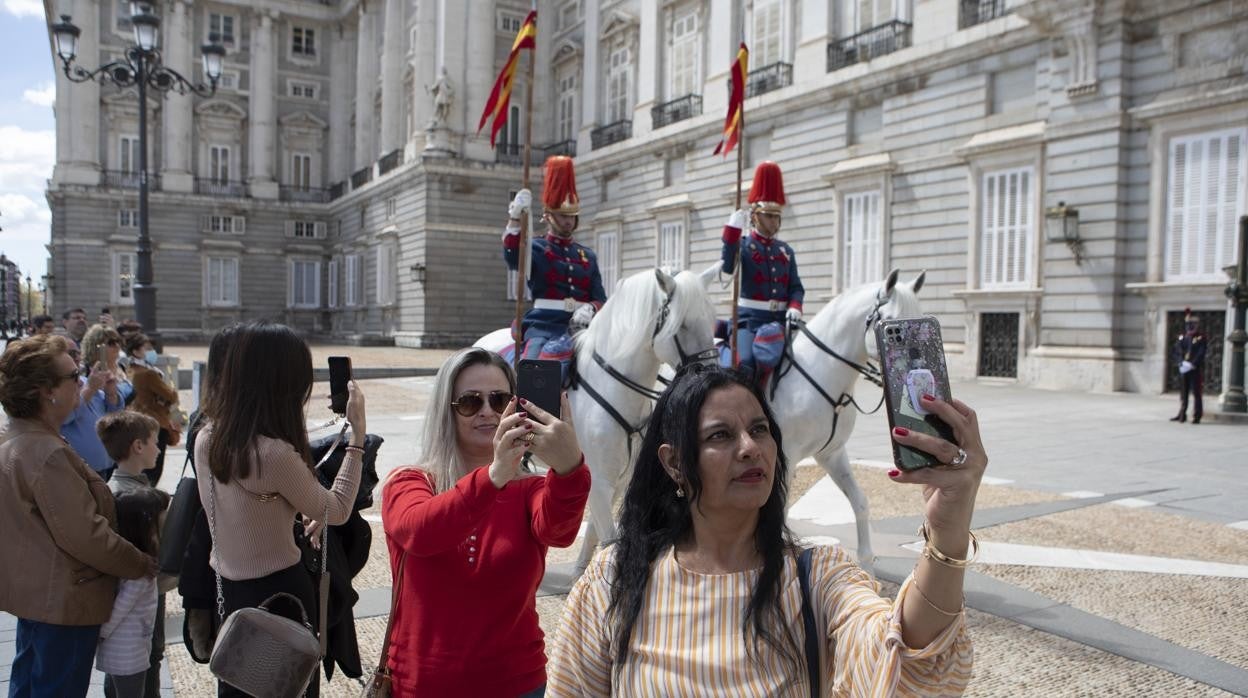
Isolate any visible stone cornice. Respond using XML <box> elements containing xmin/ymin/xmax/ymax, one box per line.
<box><xmin>1128</xmin><ymin>84</ymin><xmax>1248</xmax><ymax>124</ymax></box>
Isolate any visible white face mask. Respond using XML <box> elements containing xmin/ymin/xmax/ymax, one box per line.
<box><xmin>144</xmin><ymin>349</ymin><xmax>158</xmax><ymax>365</ymax></box>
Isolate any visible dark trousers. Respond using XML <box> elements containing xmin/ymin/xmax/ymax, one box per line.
<box><xmin>8</xmin><ymin>619</ymin><xmax>100</xmax><ymax>698</ymax></box>
<box><xmin>217</xmin><ymin>563</ymin><xmax>320</xmax><ymax>698</ymax></box>
<box><xmin>1178</xmin><ymin>370</ymin><xmax>1204</xmax><ymax>420</ymax></box>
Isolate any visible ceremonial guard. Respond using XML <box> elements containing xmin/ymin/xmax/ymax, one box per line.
<box><xmin>721</xmin><ymin>161</ymin><xmax>805</xmax><ymax>375</ymax></box>
<box><xmin>503</xmin><ymin>156</ymin><xmax>607</xmax><ymax>359</ymax></box>
<box><xmin>1170</xmin><ymin>308</ymin><xmax>1208</xmax><ymax>424</ymax></box>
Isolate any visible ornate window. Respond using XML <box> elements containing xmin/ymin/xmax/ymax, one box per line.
<box><xmin>205</xmin><ymin>256</ymin><xmax>240</xmax><ymax>307</ymax></box>
<box><xmin>112</xmin><ymin>252</ymin><xmax>135</xmax><ymax>306</ymax></box>
<box><xmin>979</xmin><ymin>166</ymin><xmax>1035</xmax><ymax>289</ymax></box>
<box><xmin>607</xmin><ymin>46</ymin><xmax>631</xmax><ymax>123</ymax></box>
<box><xmin>842</xmin><ymin>190</ymin><xmax>883</xmax><ymax>290</ymax></box>
<box><xmin>1165</xmin><ymin>128</ymin><xmax>1246</xmax><ymax>282</ymax></box>
<box><xmin>668</xmin><ymin>8</ymin><xmax>700</xmax><ymax>99</ymax></box>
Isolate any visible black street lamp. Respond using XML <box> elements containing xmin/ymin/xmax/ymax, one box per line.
<box><xmin>1222</xmin><ymin>216</ymin><xmax>1248</xmax><ymax>414</ymax></box>
<box><xmin>25</xmin><ymin>274</ymin><xmax>32</xmax><ymax>329</ymax></box>
<box><xmin>51</xmin><ymin>5</ymin><xmax>224</xmax><ymax>343</ymax></box>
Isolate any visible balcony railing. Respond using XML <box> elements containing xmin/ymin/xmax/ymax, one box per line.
<box><xmin>279</xmin><ymin>185</ymin><xmax>329</xmax><ymax>203</ymax></box>
<box><xmin>959</xmin><ymin>0</ymin><xmax>1007</xmax><ymax>28</ymax></box>
<box><xmin>102</xmin><ymin>170</ymin><xmax>160</xmax><ymax>190</ymax></box>
<box><xmin>591</xmin><ymin>120</ymin><xmax>632</xmax><ymax>150</ymax></box>
<box><xmin>651</xmin><ymin>94</ymin><xmax>702</xmax><ymax>130</ymax></box>
<box><xmin>327</xmin><ymin>181</ymin><xmax>346</xmax><ymax>201</ymax></box>
<box><xmin>827</xmin><ymin>20</ymin><xmax>912</xmax><ymax>72</ymax></box>
<box><xmin>542</xmin><ymin>139</ymin><xmax>577</xmax><ymax>157</ymax></box>
<box><xmin>378</xmin><ymin>149</ymin><xmax>403</xmax><ymax>175</ymax></box>
<box><xmin>350</xmin><ymin>166</ymin><xmax>373</xmax><ymax>189</ymax></box>
<box><xmin>746</xmin><ymin>62</ymin><xmax>793</xmax><ymax>98</ymax></box>
<box><xmin>194</xmin><ymin>177</ymin><xmax>246</xmax><ymax>197</ymax></box>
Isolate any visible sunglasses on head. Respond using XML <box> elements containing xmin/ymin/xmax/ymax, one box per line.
<box><xmin>105</xmin><ymin>339</ymin><xmax>120</xmax><ymax>346</ymax></box>
<box><xmin>451</xmin><ymin>390</ymin><xmax>513</xmax><ymax>417</ymax></box>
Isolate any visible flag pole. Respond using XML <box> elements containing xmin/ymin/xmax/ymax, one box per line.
<box><xmin>729</xmin><ymin>76</ymin><xmax>745</xmax><ymax>369</ymax></box>
<box><xmin>512</xmin><ymin>8</ymin><xmax>538</xmax><ymax>371</ymax></box>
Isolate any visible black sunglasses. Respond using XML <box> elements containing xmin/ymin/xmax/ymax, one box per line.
<box><xmin>105</xmin><ymin>339</ymin><xmax>120</xmax><ymax>346</ymax></box>
<box><xmin>451</xmin><ymin>390</ymin><xmax>513</xmax><ymax>417</ymax></box>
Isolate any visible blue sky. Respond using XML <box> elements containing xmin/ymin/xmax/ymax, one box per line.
<box><xmin>1</xmin><ymin>0</ymin><xmax>57</xmax><ymax>280</ymax></box>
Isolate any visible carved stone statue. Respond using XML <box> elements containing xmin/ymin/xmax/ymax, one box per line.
<box><xmin>427</xmin><ymin>66</ymin><xmax>454</xmax><ymax>127</ymax></box>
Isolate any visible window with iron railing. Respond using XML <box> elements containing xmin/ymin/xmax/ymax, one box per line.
<box><xmin>827</xmin><ymin>20</ymin><xmax>912</xmax><ymax>72</ymax></box>
<box><xmin>959</xmin><ymin>0</ymin><xmax>1007</xmax><ymax>29</ymax></box>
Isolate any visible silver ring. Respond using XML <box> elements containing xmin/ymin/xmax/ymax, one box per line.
<box><xmin>949</xmin><ymin>448</ymin><xmax>968</xmax><ymax>467</ymax></box>
<box><xmin>523</xmin><ymin>432</ymin><xmax>535</xmax><ymax>444</ymax></box>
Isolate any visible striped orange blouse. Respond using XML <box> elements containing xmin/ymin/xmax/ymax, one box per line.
<box><xmin>547</xmin><ymin>545</ymin><xmax>972</xmax><ymax>697</ymax></box>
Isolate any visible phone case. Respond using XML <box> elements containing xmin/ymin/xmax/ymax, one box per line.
<box><xmin>516</xmin><ymin>359</ymin><xmax>562</xmax><ymax>418</ymax></box>
<box><xmin>328</xmin><ymin>357</ymin><xmax>352</xmax><ymax>414</ymax></box>
<box><xmin>875</xmin><ymin>316</ymin><xmax>956</xmax><ymax>471</ymax></box>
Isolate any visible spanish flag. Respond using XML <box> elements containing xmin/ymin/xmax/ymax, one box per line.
<box><xmin>477</xmin><ymin>10</ymin><xmax>537</xmax><ymax>147</ymax></box>
<box><xmin>713</xmin><ymin>43</ymin><xmax>749</xmax><ymax>156</ymax></box>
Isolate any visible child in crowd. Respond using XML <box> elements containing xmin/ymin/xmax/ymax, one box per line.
<box><xmin>97</xmin><ymin>411</ymin><xmax>170</xmax><ymax>697</ymax></box>
<box><xmin>96</xmin><ymin>488</ymin><xmax>169</xmax><ymax>698</ymax></box>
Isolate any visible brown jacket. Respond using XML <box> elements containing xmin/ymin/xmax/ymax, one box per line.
<box><xmin>0</xmin><ymin>418</ymin><xmax>151</xmax><ymax>625</ymax></box>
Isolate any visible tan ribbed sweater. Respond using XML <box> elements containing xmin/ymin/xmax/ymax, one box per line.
<box><xmin>195</xmin><ymin>424</ymin><xmax>362</xmax><ymax>580</ymax></box>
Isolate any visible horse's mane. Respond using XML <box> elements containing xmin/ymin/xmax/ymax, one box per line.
<box><xmin>807</xmin><ymin>277</ymin><xmax>920</xmax><ymax>338</ymax></box>
<box><xmin>576</xmin><ymin>270</ymin><xmax>664</xmax><ymax>363</ymax></box>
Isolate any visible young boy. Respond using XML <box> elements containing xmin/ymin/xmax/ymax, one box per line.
<box><xmin>96</xmin><ymin>411</ymin><xmax>167</xmax><ymax>698</ymax></box>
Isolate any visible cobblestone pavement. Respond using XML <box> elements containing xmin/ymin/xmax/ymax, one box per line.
<box><xmin>6</xmin><ymin>347</ymin><xmax>1247</xmax><ymax>696</ymax></box>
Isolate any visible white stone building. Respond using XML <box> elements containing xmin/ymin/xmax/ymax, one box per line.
<box><xmin>44</xmin><ymin>0</ymin><xmax>1247</xmax><ymax>401</ymax></box>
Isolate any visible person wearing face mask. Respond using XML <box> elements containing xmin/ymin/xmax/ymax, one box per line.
<box><xmin>720</xmin><ymin>161</ymin><xmax>805</xmax><ymax>379</ymax></box>
<box><xmin>381</xmin><ymin>348</ymin><xmax>590</xmax><ymax>696</ymax></box>
<box><xmin>126</xmin><ymin>346</ymin><xmax>184</xmax><ymax>486</ymax></box>
<box><xmin>503</xmin><ymin>156</ymin><xmax>608</xmax><ymax>360</ymax></box>
<box><xmin>124</xmin><ymin>332</ymin><xmax>160</xmax><ymax>371</ymax></box>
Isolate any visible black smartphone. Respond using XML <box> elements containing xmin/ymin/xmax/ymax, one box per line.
<box><xmin>516</xmin><ymin>359</ymin><xmax>562</xmax><ymax>418</ymax></box>
<box><xmin>101</xmin><ymin>307</ymin><xmax>110</xmax><ymax>316</ymax></box>
<box><xmin>875</xmin><ymin>316</ymin><xmax>956</xmax><ymax>471</ymax></box>
<box><xmin>328</xmin><ymin>356</ymin><xmax>352</xmax><ymax>415</ymax></box>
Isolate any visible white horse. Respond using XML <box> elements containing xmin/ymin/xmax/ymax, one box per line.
<box><xmin>477</xmin><ymin>266</ymin><xmax>719</xmax><ymax>578</ymax></box>
<box><xmin>768</xmin><ymin>268</ymin><xmax>925</xmax><ymax>569</ymax></box>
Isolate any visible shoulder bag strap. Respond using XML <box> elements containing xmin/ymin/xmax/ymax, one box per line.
<box><xmin>317</xmin><ymin>501</ymin><xmax>330</xmax><ymax>657</ymax></box>
<box><xmin>373</xmin><ymin>553</ymin><xmax>407</xmax><ymax>676</ymax></box>
<box><xmin>797</xmin><ymin>547</ymin><xmax>820</xmax><ymax>698</ymax></box>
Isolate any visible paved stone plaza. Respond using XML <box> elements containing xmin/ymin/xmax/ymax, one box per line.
<box><xmin>4</xmin><ymin>345</ymin><xmax>1246</xmax><ymax>696</ymax></box>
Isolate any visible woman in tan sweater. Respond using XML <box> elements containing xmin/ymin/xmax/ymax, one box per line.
<box><xmin>195</xmin><ymin>322</ymin><xmax>366</xmax><ymax>698</ymax></box>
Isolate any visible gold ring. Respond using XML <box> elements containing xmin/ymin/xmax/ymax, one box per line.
<box><xmin>524</xmin><ymin>432</ymin><xmax>536</xmax><ymax>443</ymax></box>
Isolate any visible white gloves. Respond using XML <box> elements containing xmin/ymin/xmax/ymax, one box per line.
<box><xmin>1179</xmin><ymin>360</ymin><xmax>1194</xmax><ymax>374</ymax></box>
<box><xmin>726</xmin><ymin>208</ymin><xmax>749</xmax><ymax>231</ymax></box>
<box><xmin>571</xmin><ymin>303</ymin><xmax>595</xmax><ymax>331</ymax></box>
<box><xmin>508</xmin><ymin>188</ymin><xmax>532</xmax><ymax>220</ymax></box>
<box><xmin>786</xmin><ymin>307</ymin><xmax>802</xmax><ymax>323</ymax></box>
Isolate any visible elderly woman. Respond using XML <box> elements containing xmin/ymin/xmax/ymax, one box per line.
<box><xmin>381</xmin><ymin>348</ymin><xmax>591</xmax><ymax>696</ymax></box>
<box><xmin>548</xmin><ymin>365</ymin><xmax>981</xmax><ymax>696</ymax></box>
<box><xmin>0</xmin><ymin>334</ymin><xmax>157</xmax><ymax>696</ymax></box>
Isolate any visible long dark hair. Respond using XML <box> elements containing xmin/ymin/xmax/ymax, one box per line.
<box><xmin>607</xmin><ymin>364</ymin><xmax>801</xmax><ymax>674</ymax></box>
<box><xmin>115</xmin><ymin>488</ymin><xmax>172</xmax><ymax>556</ymax></box>
<box><xmin>203</xmin><ymin>321</ymin><xmax>313</xmax><ymax>483</ymax></box>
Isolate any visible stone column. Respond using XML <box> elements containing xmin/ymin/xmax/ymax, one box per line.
<box><xmin>460</xmin><ymin>0</ymin><xmax>495</xmax><ymax>160</ymax></box>
<box><xmin>353</xmin><ymin>1</ymin><xmax>378</xmax><ymax>170</ymax></box>
<box><xmin>702</xmin><ymin>0</ymin><xmax>738</xmax><ymax>125</ymax></box>
<box><xmin>577</xmin><ymin>0</ymin><xmax>600</xmax><ymax>156</ymax></box>
<box><xmin>328</xmin><ymin>22</ymin><xmax>352</xmax><ymax>184</ymax></box>
<box><xmin>409</xmin><ymin>0</ymin><xmax>436</xmax><ymax>151</ymax></box>
<box><xmin>247</xmin><ymin>11</ymin><xmax>278</xmax><ymax>198</ymax></box>
<box><xmin>161</xmin><ymin>0</ymin><xmax>193</xmax><ymax>192</ymax></box>
<box><xmin>58</xmin><ymin>0</ymin><xmax>100</xmax><ymax>185</ymax></box>
<box><xmin>378</xmin><ymin>0</ymin><xmax>405</xmax><ymax>154</ymax></box>
<box><xmin>794</xmin><ymin>0</ymin><xmax>831</xmax><ymax>84</ymax></box>
<box><xmin>632</xmin><ymin>0</ymin><xmax>660</xmax><ymax>138</ymax></box>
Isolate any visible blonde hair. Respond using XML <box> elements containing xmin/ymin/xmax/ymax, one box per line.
<box><xmin>81</xmin><ymin>324</ymin><xmax>123</xmax><ymax>369</ymax></box>
<box><xmin>412</xmin><ymin>348</ymin><xmax>515</xmax><ymax>494</ymax></box>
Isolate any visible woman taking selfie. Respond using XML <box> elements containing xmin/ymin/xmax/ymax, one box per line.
<box><xmin>548</xmin><ymin>365</ymin><xmax>979</xmax><ymax>696</ymax></box>
<box><xmin>382</xmin><ymin>348</ymin><xmax>591</xmax><ymax>696</ymax></box>
<box><xmin>195</xmin><ymin>321</ymin><xmax>367</xmax><ymax>697</ymax></box>
<box><xmin>81</xmin><ymin>324</ymin><xmax>133</xmax><ymax>403</ymax></box>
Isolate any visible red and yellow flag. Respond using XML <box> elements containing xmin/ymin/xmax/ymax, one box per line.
<box><xmin>477</xmin><ymin>10</ymin><xmax>537</xmax><ymax>147</ymax></box>
<box><xmin>713</xmin><ymin>43</ymin><xmax>749</xmax><ymax>156</ymax></box>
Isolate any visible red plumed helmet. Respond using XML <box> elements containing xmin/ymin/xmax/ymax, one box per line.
<box><xmin>542</xmin><ymin>156</ymin><xmax>580</xmax><ymax>216</ymax></box>
<box><xmin>748</xmin><ymin>161</ymin><xmax>786</xmax><ymax>214</ymax></box>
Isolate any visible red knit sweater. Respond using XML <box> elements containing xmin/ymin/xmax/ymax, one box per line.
<box><xmin>382</xmin><ymin>462</ymin><xmax>591</xmax><ymax>697</ymax></box>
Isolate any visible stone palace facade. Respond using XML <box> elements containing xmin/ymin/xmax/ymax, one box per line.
<box><xmin>44</xmin><ymin>0</ymin><xmax>1247</xmax><ymax>400</ymax></box>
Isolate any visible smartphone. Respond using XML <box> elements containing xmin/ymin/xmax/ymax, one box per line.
<box><xmin>875</xmin><ymin>316</ymin><xmax>956</xmax><ymax>471</ymax></box>
<box><xmin>101</xmin><ymin>307</ymin><xmax>110</xmax><ymax>316</ymax></box>
<box><xmin>328</xmin><ymin>356</ymin><xmax>352</xmax><ymax>415</ymax></box>
<box><xmin>516</xmin><ymin>359</ymin><xmax>562</xmax><ymax>418</ymax></box>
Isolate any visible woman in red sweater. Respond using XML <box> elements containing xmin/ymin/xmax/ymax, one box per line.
<box><xmin>382</xmin><ymin>348</ymin><xmax>590</xmax><ymax>696</ymax></box>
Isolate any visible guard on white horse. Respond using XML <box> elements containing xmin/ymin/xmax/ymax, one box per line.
<box><xmin>476</xmin><ymin>265</ymin><xmax>719</xmax><ymax>578</ymax></box>
<box><xmin>767</xmin><ymin>268</ymin><xmax>926</xmax><ymax>570</ymax></box>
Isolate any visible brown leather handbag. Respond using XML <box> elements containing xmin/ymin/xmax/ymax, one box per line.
<box><xmin>360</xmin><ymin>552</ymin><xmax>405</xmax><ymax>697</ymax></box>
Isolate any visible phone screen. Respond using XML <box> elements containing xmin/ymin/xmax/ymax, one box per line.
<box><xmin>516</xmin><ymin>359</ymin><xmax>562</xmax><ymax>418</ymax></box>
<box><xmin>328</xmin><ymin>356</ymin><xmax>352</xmax><ymax>415</ymax></box>
<box><xmin>875</xmin><ymin>317</ymin><xmax>955</xmax><ymax>471</ymax></box>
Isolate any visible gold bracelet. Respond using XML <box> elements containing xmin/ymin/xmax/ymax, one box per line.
<box><xmin>911</xmin><ymin>577</ymin><xmax>964</xmax><ymax>617</ymax></box>
<box><xmin>918</xmin><ymin>523</ymin><xmax>979</xmax><ymax>568</ymax></box>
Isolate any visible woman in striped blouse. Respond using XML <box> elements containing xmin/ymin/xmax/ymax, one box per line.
<box><xmin>548</xmin><ymin>365</ymin><xmax>980</xmax><ymax>696</ymax></box>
